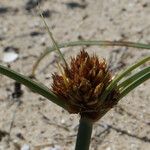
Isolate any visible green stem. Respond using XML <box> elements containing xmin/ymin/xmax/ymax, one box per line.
<box><xmin>75</xmin><ymin>117</ymin><xmax>93</xmax><ymax>150</ymax></box>
<box><xmin>117</xmin><ymin>66</ymin><xmax>150</xmax><ymax>89</ymax></box>
<box><xmin>40</xmin><ymin>12</ymin><xmax>68</xmax><ymax>67</ymax></box>
<box><xmin>101</xmin><ymin>56</ymin><xmax>150</xmax><ymax>101</ymax></box>
<box><xmin>32</xmin><ymin>40</ymin><xmax>150</xmax><ymax>76</ymax></box>
<box><xmin>47</xmin><ymin>40</ymin><xmax>150</xmax><ymax>50</ymax></box>
<box><xmin>119</xmin><ymin>71</ymin><xmax>150</xmax><ymax>99</ymax></box>
<box><xmin>0</xmin><ymin>65</ymin><xmax>66</xmax><ymax>110</ymax></box>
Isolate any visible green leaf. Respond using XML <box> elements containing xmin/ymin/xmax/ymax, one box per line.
<box><xmin>60</xmin><ymin>40</ymin><xmax>150</xmax><ymax>49</ymax></box>
<box><xmin>101</xmin><ymin>56</ymin><xmax>150</xmax><ymax>101</ymax></box>
<box><xmin>118</xmin><ymin>66</ymin><xmax>150</xmax><ymax>89</ymax></box>
<box><xmin>40</xmin><ymin>11</ymin><xmax>68</xmax><ymax>67</ymax></box>
<box><xmin>119</xmin><ymin>71</ymin><xmax>150</xmax><ymax>99</ymax></box>
<box><xmin>31</xmin><ymin>47</ymin><xmax>54</xmax><ymax>77</ymax></box>
<box><xmin>32</xmin><ymin>40</ymin><xmax>150</xmax><ymax>76</ymax></box>
<box><xmin>0</xmin><ymin>65</ymin><xmax>66</xmax><ymax>110</ymax></box>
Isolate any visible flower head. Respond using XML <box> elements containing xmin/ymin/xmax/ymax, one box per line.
<box><xmin>52</xmin><ymin>50</ymin><xmax>118</xmax><ymax>121</ymax></box>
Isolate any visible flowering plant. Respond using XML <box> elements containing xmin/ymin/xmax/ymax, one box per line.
<box><xmin>0</xmin><ymin>16</ymin><xmax>150</xmax><ymax>150</ymax></box>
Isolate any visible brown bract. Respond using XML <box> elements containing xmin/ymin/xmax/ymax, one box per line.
<box><xmin>52</xmin><ymin>50</ymin><xmax>118</xmax><ymax>122</ymax></box>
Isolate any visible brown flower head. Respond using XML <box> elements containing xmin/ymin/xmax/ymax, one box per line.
<box><xmin>52</xmin><ymin>50</ymin><xmax>118</xmax><ymax>122</ymax></box>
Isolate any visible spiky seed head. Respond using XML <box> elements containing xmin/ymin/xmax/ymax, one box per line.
<box><xmin>52</xmin><ymin>50</ymin><xmax>118</xmax><ymax>122</ymax></box>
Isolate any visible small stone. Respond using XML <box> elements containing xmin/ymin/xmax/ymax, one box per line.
<box><xmin>30</xmin><ymin>31</ymin><xmax>44</xmax><ymax>36</ymax></box>
<box><xmin>3</xmin><ymin>46</ymin><xmax>19</xmax><ymax>52</ymax></box>
<box><xmin>61</xmin><ymin>119</ymin><xmax>65</xmax><ymax>124</ymax></box>
<box><xmin>0</xmin><ymin>6</ymin><xmax>9</xmax><ymax>14</ymax></box>
<box><xmin>16</xmin><ymin>133</ymin><xmax>24</xmax><ymax>140</ymax></box>
<box><xmin>143</xmin><ymin>3</ymin><xmax>148</xmax><ymax>8</ymax></box>
<box><xmin>42</xmin><ymin>145</ymin><xmax>62</xmax><ymax>150</ymax></box>
<box><xmin>65</xmin><ymin>2</ymin><xmax>87</xmax><ymax>9</ymax></box>
<box><xmin>2</xmin><ymin>46</ymin><xmax>19</xmax><ymax>63</ymax></box>
<box><xmin>106</xmin><ymin>147</ymin><xmax>111</xmax><ymax>150</ymax></box>
<box><xmin>42</xmin><ymin>10</ymin><xmax>52</xmax><ymax>18</ymax></box>
<box><xmin>21</xmin><ymin>144</ymin><xmax>30</xmax><ymax>150</ymax></box>
<box><xmin>0</xmin><ymin>130</ymin><xmax>8</xmax><ymax>141</ymax></box>
<box><xmin>25</xmin><ymin>0</ymin><xmax>41</xmax><ymax>11</ymax></box>
<box><xmin>2</xmin><ymin>51</ymin><xmax>18</xmax><ymax>63</ymax></box>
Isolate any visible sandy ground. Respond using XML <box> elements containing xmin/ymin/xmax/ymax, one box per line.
<box><xmin>0</xmin><ymin>0</ymin><xmax>150</xmax><ymax>150</ymax></box>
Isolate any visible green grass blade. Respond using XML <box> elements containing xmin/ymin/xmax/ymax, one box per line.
<box><xmin>32</xmin><ymin>40</ymin><xmax>150</xmax><ymax>76</ymax></box>
<box><xmin>118</xmin><ymin>66</ymin><xmax>150</xmax><ymax>89</ymax></box>
<box><xmin>31</xmin><ymin>48</ymin><xmax>54</xmax><ymax>77</ymax></box>
<box><xmin>119</xmin><ymin>72</ymin><xmax>150</xmax><ymax>99</ymax></box>
<box><xmin>0</xmin><ymin>65</ymin><xmax>66</xmax><ymax>110</ymax></box>
<box><xmin>40</xmin><ymin>12</ymin><xmax>68</xmax><ymax>67</ymax></box>
<box><xmin>58</xmin><ymin>40</ymin><xmax>150</xmax><ymax>49</ymax></box>
<box><xmin>101</xmin><ymin>56</ymin><xmax>150</xmax><ymax>100</ymax></box>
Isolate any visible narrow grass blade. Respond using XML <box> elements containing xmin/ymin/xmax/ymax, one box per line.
<box><xmin>118</xmin><ymin>66</ymin><xmax>150</xmax><ymax>89</ymax></box>
<box><xmin>31</xmin><ymin>48</ymin><xmax>54</xmax><ymax>77</ymax></box>
<box><xmin>119</xmin><ymin>72</ymin><xmax>150</xmax><ymax>99</ymax></box>
<box><xmin>101</xmin><ymin>56</ymin><xmax>150</xmax><ymax>100</ymax></box>
<box><xmin>40</xmin><ymin>12</ymin><xmax>68</xmax><ymax>67</ymax></box>
<box><xmin>60</xmin><ymin>40</ymin><xmax>150</xmax><ymax>49</ymax></box>
<box><xmin>0</xmin><ymin>65</ymin><xmax>66</xmax><ymax>110</ymax></box>
<box><xmin>32</xmin><ymin>40</ymin><xmax>150</xmax><ymax>76</ymax></box>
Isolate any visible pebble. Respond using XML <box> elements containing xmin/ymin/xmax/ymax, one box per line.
<box><xmin>3</xmin><ymin>46</ymin><xmax>19</xmax><ymax>52</ymax></box>
<box><xmin>2</xmin><ymin>46</ymin><xmax>19</xmax><ymax>63</ymax></box>
<box><xmin>21</xmin><ymin>144</ymin><xmax>30</xmax><ymax>150</ymax></box>
<box><xmin>42</xmin><ymin>145</ymin><xmax>62</xmax><ymax>150</ymax></box>
<box><xmin>106</xmin><ymin>147</ymin><xmax>111</xmax><ymax>150</ymax></box>
<box><xmin>2</xmin><ymin>51</ymin><xmax>19</xmax><ymax>63</ymax></box>
<box><xmin>25</xmin><ymin>0</ymin><xmax>41</xmax><ymax>11</ymax></box>
<box><xmin>0</xmin><ymin>6</ymin><xmax>9</xmax><ymax>14</ymax></box>
<box><xmin>65</xmin><ymin>2</ymin><xmax>87</xmax><ymax>9</ymax></box>
<box><xmin>42</xmin><ymin>10</ymin><xmax>52</xmax><ymax>18</ymax></box>
<box><xmin>30</xmin><ymin>31</ymin><xmax>44</xmax><ymax>36</ymax></box>
<box><xmin>61</xmin><ymin>119</ymin><xmax>65</xmax><ymax>124</ymax></box>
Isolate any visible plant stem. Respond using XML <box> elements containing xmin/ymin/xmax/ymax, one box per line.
<box><xmin>75</xmin><ymin>117</ymin><xmax>93</xmax><ymax>150</ymax></box>
<box><xmin>0</xmin><ymin>65</ymin><xmax>66</xmax><ymax>110</ymax></box>
<box><xmin>40</xmin><ymin>12</ymin><xmax>68</xmax><ymax>67</ymax></box>
<box><xmin>32</xmin><ymin>40</ymin><xmax>150</xmax><ymax>76</ymax></box>
<box><xmin>119</xmin><ymin>71</ymin><xmax>150</xmax><ymax>99</ymax></box>
<box><xmin>117</xmin><ymin>66</ymin><xmax>150</xmax><ymax>89</ymax></box>
<box><xmin>101</xmin><ymin>56</ymin><xmax>150</xmax><ymax>101</ymax></box>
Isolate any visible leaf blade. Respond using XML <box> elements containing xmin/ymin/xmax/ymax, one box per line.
<box><xmin>119</xmin><ymin>72</ymin><xmax>150</xmax><ymax>99</ymax></box>
<box><xmin>118</xmin><ymin>66</ymin><xmax>150</xmax><ymax>89</ymax></box>
<box><xmin>0</xmin><ymin>65</ymin><xmax>66</xmax><ymax>110</ymax></box>
<box><xmin>40</xmin><ymin>11</ymin><xmax>68</xmax><ymax>67</ymax></box>
<box><xmin>101</xmin><ymin>56</ymin><xmax>150</xmax><ymax>100</ymax></box>
<box><xmin>32</xmin><ymin>40</ymin><xmax>150</xmax><ymax>76</ymax></box>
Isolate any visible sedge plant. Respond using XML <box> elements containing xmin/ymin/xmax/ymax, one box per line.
<box><xmin>0</xmin><ymin>15</ymin><xmax>150</xmax><ymax>150</ymax></box>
